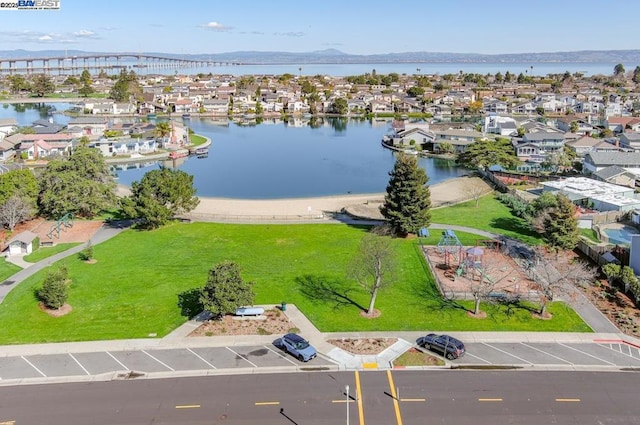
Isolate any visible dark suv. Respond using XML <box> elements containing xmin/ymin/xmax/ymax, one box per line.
<box><xmin>417</xmin><ymin>334</ymin><xmax>465</xmax><ymax>360</ymax></box>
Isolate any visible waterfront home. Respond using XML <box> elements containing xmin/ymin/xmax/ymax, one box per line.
<box><xmin>0</xmin><ymin>118</ymin><xmax>18</xmax><ymax>140</ymax></box>
<box><xmin>384</xmin><ymin>124</ymin><xmax>434</xmax><ymax>148</ymax></box>
<box><xmin>432</xmin><ymin>129</ymin><xmax>483</xmax><ymax>153</ymax></box>
<box><xmin>67</xmin><ymin>117</ymin><xmax>108</xmax><ymax>136</ymax></box>
<box><xmin>90</xmin><ymin>137</ymin><xmax>157</xmax><ymax>157</ymax></box>
<box><xmin>20</xmin><ymin>139</ymin><xmax>72</xmax><ymax>159</ymax></box>
<box><xmin>583</xmin><ymin>151</ymin><xmax>640</xmax><ymax>174</ymax></box>
<box><xmin>32</xmin><ymin>119</ymin><xmax>64</xmax><ymax>134</ymax></box>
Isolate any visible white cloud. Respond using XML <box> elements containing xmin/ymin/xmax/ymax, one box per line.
<box><xmin>204</xmin><ymin>21</ymin><xmax>232</xmax><ymax>31</ymax></box>
<box><xmin>73</xmin><ymin>29</ymin><xmax>95</xmax><ymax>37</ymax></box>
<box><xmin>38</xmin><ymin>35</ymin><xmax>53</xmax><ymax>41</ymax></box>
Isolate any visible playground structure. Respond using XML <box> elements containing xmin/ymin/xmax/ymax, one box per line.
<box><xmin>422</xmin><ymin>229</ymin><xmax>539</xmax><ymax>302</ymax></box>
<box><xmin>47</xmin><ymin>213</ymin><xmax>74</xmax><ymax>239</ymax></box>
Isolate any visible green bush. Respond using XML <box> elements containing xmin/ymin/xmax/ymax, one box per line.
<box><xmin>36</xmin><ymin>266</ymin><xmax>70</xmax><ymax>309</ymax></box>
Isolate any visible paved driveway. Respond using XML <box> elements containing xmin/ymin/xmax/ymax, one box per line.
<box><xmin>0</xmin><ymin>345</ymin><xmax>336</xmax><ymax>381</ymax></box>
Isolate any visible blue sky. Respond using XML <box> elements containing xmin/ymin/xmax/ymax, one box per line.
<box><xmin>1</xmin><ymin>0</ymin><xmax>639</xmax><ymax>55</ymax></box>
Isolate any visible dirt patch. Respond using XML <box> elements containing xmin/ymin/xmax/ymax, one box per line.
<box><xmin>0</xmin><ymin>217</ymin><xmax>103</xmax><ymax>249</ymax></box>
<box><xmin>189</xmin><ymin>309</ymin><xmax>298</xmax><ymax>336</ymax></box>
<box><xmin>328</xmin><ymin>337</ymin><xmax>397</xmax><ymax>355</ymax></box>
<box><xmin>38</xmin><ymin>302</ymin><xmax>72</xmax><ymax>317</ymax></box>
<box><xmin>581</xmin><ymin>279</ymin><xmax>640</xmax><ymax>337</ymax></box>
<box><xmin>359</xmin><ymin>308</ymin><xmax>381</xmax><ymax>319</ymax></box>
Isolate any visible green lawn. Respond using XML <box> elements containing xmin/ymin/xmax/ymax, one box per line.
<box><xmin>190</xmin><ymin>134</ymin><xmax>207</xmax><ymax>146</ymax></box>
<box><xmin>0</xmin><ymin>259</ymin><xmax>22</xmax><ymax>281</ymax></box>
<box><xmin>580</xmin><ymin>228</ymin><xmax>600</xmax><ymax>243</ymax></box>
<box><xmin>0</xmin><ymin>222</ymin><xmax>590</xmax><ymax>344</ymax></box>
<box><xmin>431</xmin><ymin>194</ymin><xmax>542</xmax><ymax>245</ymax></box>
<box><xmin>23</xmin><ymin>243</ymin><xmax>81</xmax><ymax>263</ymax></box>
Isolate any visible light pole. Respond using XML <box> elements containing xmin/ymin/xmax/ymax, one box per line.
<box><xmin>345</xmin><ymin>384</ymin><xmax>350</xmax><ymax>425</ymax></box>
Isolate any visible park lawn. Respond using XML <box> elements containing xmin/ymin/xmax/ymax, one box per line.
<box><xmin>431</xmin><ymin>194</ymin><xmax>542</xmax><ymax>245</ymax></box>
<box><xmin>190</xmin><ymin>134</ymin><xmax>207</xmax><ymax>146</ymax></box>
<box><xmin>0</xmin><ymin>259</ymin><xmax>22</xmax><ymax>282</ymax></box>
<box><xmin>0</xmin><ymin>222</ymin><xmax>589</xmax><ymax>344</ymax></box>
<box><xmin>23</xmin><ymin>243</ymin><xmax>81</xmax><ymax>263</ymax></box>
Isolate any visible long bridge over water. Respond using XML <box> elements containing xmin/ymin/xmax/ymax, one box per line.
<box><xmin>0</xmin><ymin>53</ymin><xmax>242</xmax><ymax>74</ymax></box>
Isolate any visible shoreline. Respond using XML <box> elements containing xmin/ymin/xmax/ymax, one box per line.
<box><xmin>117</xmin><ymin>175</ymin><xmax>492</xmax><ymax>219</ymax></box>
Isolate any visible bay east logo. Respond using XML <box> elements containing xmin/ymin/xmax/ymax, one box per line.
<box><xmin>17</xmin><ymin>0</ymin><xmax>60</xmax><ymax>9</ymax></box>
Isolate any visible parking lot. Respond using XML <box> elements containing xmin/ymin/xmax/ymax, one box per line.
<box><xmin>451</xmin><ymin>341</ymin><xmax>640</xmax><ymax>367</ymax></box>
<box><xmin>0</xmin><ymin>345</ymin><xmax>336</xmax><ymax>381</ymax></box>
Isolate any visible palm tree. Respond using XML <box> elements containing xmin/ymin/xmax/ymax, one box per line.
<box><xmin>155</xmin><ymin>121</ymin><xmax>171</xmax><ymax>141</ymax></box>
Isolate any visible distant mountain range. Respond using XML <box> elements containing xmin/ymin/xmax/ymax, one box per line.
<box><xmin>2</xmin><ymin>48</ymin><xmax>640</xmax><ymax>64</ymax></box>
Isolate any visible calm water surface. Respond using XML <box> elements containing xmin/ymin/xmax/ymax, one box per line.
<box><xmin>115</xmin><ymin>117</ymin><xmax>468</xmax><ymax>199</ymax></box>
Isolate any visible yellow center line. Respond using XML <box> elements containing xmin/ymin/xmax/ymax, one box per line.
<box><xmin>556</xmin><ymin>398</ymin><xmax>581</xmax><ymax>402</ymax></box>
<box><xmin>400</xmin><ymin>398</ymin><xmax>426</xmax><ymax>402</ymax></box>
<box><xmin>386</xmin><ymin>370</ymin><xmax>403</xmax><ymax>425</ymax></box>
<box><xmin>478</xmin><ymin>398</ymin><xmax>503</xmax><ymax>402</ymax></box>
<box><xmin>354</xmin><ymin>370</ymin><xmax>365</xmax><ymax>425</ymax></box>
<box><xmin>175</xmin><ymin>404</ymin><xmax>200</xmax><ymax>409</ymax></box>
<box><xmin>255</xmin><ymin>401</ymin><xmax>281</xmax><ymax>406</ymax></box>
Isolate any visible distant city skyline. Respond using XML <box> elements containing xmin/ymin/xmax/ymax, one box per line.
<box><xmin>0</xmin><ymin>0</ymin><xmax>639</xmax><ymax>56</ymax></box>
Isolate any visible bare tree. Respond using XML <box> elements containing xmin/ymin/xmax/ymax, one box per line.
<box><xmin>464</xmin><ymin>179</ymin><xmax>490</xmax><ymax>208</ymax></box>
<box><xmin>467</xmin><ymin>257</ymin><xmax>508</xmax><ymax>315</ymax></box>
<box><xmin>0</xmin><ymin>194</ymin><xmax>34</xmax><ymax>231</ymax></box>
<box><xmin>347</xmin><ymin>225</ymin><xmax>397</xmax><ymax>316</ymax></box>
<box><xmin>529</xmin><ymin>251</ymin><xmax>598</xmax><ymax>317</ymax></box>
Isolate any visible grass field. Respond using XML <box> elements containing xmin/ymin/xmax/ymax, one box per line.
<box><xmin>23</xmin><ymin>243</ymin><xmax>81</xmax><ymax>263</ymax></box>
<box><xmin>0</xmin><ymin>259</ymin><xmax>22</xmax><ymax>282</ymax></box>
<box><xmin>431</xmin><ymin>194</ymin><xmax>542</xmax><ymax>245</ymax></box>
<box><xmin>0</xmin><ymin>222</ymin><xmax>590</xmax><ymax>344</ymax></box>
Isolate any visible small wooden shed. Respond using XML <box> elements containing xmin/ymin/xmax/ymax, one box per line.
<box><xmin>6</xmin><ymin>230</ymin><xmax>38</xmax><ymax>255</ymax></box>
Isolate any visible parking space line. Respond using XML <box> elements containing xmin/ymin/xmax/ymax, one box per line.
<box><xmin>559</xmin><ymin>344</ymin><xmax>616</xmax><ymax>365</ymax></box>
<box><xmin>175</xmin><ymin>405</ymin><xmax>200</xmax><ymax>409</ymax></box>
<box><xmin>20</xmin><ymin>356</ymin><xmax>46</xmax><ymax>377</ymax></box>
<box><xmin>186</xmin><ymin>348</ymin><xmax>217</xmax><ymax>369</ymax></box>
<box><xmin>520</xmin><ymin>343</ymin><xmax>573</xmax><ymax>365</ymax></box>
<box><xmin>601</xmin><ymin>343</ymin><xmax>639</xmax><ymax>360</ymax></box>
<box><xmin>264</xmin><ymin>345</ymin><xmax>297</xmax><ymax>365</ymax></box>
<box><xmin>255</xmin><ymin>401</ymin><xmax>280</xmax><ymax>406</ymax></box>
<box><xmin>142</xmin><ymin>350</ymin><xmax>174</xmax><ymax>371</ymax></box>
<box><xmin>556</xmin><ymin>398</ymin><xmax>580</xmax><ymax>402</ymax></box>
<box><xmin>463</xmin><ymin>351</ymin><xmax>492</xmax><ymax>364</ymax></box>
<box><xmin>68</xmin><ymin>353</ymin><xmax>90</xmax><ymax>375</ymax></box>
<box><xmin>479</xmin><ymin>398</ymin><xmax>503</xmax><ymax>402</ymax></box>
<box><xmin>225</xmin><ymin>347</ymin><xmax>258</xmax><ymax>367</ymax></box>
<box><xmin>483</xmin><ymin>343</ymin><xmax>533</xmax><ymax>364</ymax></box>
<box><xmin>106</xmin><ymin>351</ymin><xmax>129</xmax><ymax>370</ymax></box>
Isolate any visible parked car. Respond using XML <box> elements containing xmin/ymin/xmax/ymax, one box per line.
<box><xmin>278</xmin><ymin>333</ymin><xmax>317</xmax><ymax>362</ymax></box>
<box><xmin>417</xmin><ymin>334</ymin><xmax>465</xmax><ymax>360</ymax></box>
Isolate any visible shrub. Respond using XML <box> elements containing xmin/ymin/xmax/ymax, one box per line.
<box><xmin>36</xmin><ymin>266</ymin><xmax>70</xmax><ymax>309</ymax></box>
<box><xmin>79</xmin><ymin>241</ymin><xmax>94</xmax><ymax>261</ymax></box>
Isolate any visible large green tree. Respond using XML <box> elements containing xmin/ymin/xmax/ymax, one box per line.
<box><xmin>456</xmin><ymin>138</ymin><xmax>520</xmax><ymax>169</ymax></box>
<box><xmin>7</xmin><ymin>74</ymin><xmax>30</xmax><ymax>94</ymax></box>
<box><xmin>0</xmin><ymin>168</ymin><xmax>38</xmax><ymax>205</ymax></box>
<box><xmin>381</xmin><ymin>153</ymin><xmax>431</xmax><ymax>236</ymax></box>
<box><xmin>542</xmin><ymin>194</ymin><xmax>579</xmax><ymax>255</ymax></box>
<box><xmin>37</xmin><ymin>146</ymin><xmax>116</xmax><ymax>219</ymax></box>
<box><xmin>122</xmin><ymin>168</ymin><xmax>199</xmax><ymax>229</ymax></box>
<box><xmin>331</xmin><ymin>97</ymin><xmax>348</xmax><ymax>115</ymax></box>
<box><xmin>200</xmin><ymin>261</ymin><xmax>255</xmax><ymax>317</ymax></box>
<box><xmin>30</xmin><ymin>74</ymin><xmax>55</xmax><ymax>97</ymax></box>
<box><xmin>109</xmin><ymin>69</ymin><xmax>141</xmax><ymax>102</ymax></box>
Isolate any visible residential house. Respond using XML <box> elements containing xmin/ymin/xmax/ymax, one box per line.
<box><xmin>541</xmin><ymin>177</ymin><xmax>640</xmax><ymax>212</ymax></box>
<box><xmin>583</xmin><ymin>151</ymin><xmax>640</xmax><ymax>174</ymax></box>
<box><xmin>0</xmin><ymin>118</ymin><xmax>18</xmax><ymax>140</ymax></box>
<box><xmin>565</xmin><ymin>136</ymin><xmax>622</xmax><ymax>157</ymax></box>
<box><xmin>20</xmin><ymin>139</ymin><xmax>71</xmax><ymax>159</ymax></box>
<box><xmin>90</xmin><ymin>137</ymin><xmax>157</xmax><ymax>157</ymax></box>
<box><xmin>511</xmin><ymin>101</ymin><xmax>536</xmax><ymax>115</ymax></box>
<box><xmin>67</xmin><ymin>117</ymin><xmax>108</xmax><ymax>136</ymax></box>
<box><xmin>482</xmin><ymin>98</ymin><xmax>508</xmax><ymax>114</ymax></box>
<box><xmin>519</xmin><ymin>131</ymin><xmax>566</xmax><ymax>155</ymax></box>
<box><xmin>555</xmin><ymin>117</ymin><xmax>595</xmax><ymax>135</ymax></box>
<box><xmin>483</xmin><ymin>115</ymin><xmax>517</xmax><ymax>136</ymax></box>
<box><xmin>31</xmin><ymin>119</ymin><xmax>64</xmax><ymax>134</ymax></box>
<box><xmin>592</xmin><ymin>165</ymin><xmax>636</xmax><ymax>188</ymax></box>
<box><xmin>201</xmin><ymin>99</ymin><xmax>229</xmax><ymax>115</ymax></box>
<box><xmin>606</xmin><ymin>117</ymin><xmax>640</xmax><ymax>134</ymax></box>
<box><xmin>619</xmin><ymin>132</ymin><xmax>640</xmax><ymax>150</ymax></box>
<box><xmin>384</xmin><ymin>124</ymin><xmax>435</xmax><ymax>148</ymax></box>
<box><xmin>432</xmin><ymin>129</ymin><xmax>482</xmax><ymax>153</ymax></box>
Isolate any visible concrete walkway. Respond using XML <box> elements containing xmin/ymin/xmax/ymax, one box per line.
<box><xmin>0</xmin><ymin>220</ymin><xmax>130</xmax><ymax>304</ymax></box>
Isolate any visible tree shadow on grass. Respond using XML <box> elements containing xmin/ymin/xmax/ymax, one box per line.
<box><xmin>177</xmin><ymin>287</ymin><xmax>204</xmax><ymax>319</ymax></box>
<box><xmin>490</xmin><ymin>217</ymin><xmax>539</xmax><ymax>239</ymax></box>
<box><xmin>295</xmin><ymin>274</ymin><xmax>367</xmax><ymax>312</ymax></box>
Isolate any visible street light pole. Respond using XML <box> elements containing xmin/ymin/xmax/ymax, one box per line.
<box><xmin>345</xmin><ymin>384</ymin><xmax>350</xmax><ymax>425</ymax></box>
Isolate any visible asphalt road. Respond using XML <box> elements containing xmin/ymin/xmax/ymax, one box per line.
<box><xmin>1</xmin><ymin>370</ymin><xmax>640</xmax><ymax>424</ymax></box>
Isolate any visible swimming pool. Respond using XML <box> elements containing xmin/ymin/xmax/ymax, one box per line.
<box><xmin>603</xmin><ymin>226</ymin><xmax>640</xmax><ymax>245</ymax></box>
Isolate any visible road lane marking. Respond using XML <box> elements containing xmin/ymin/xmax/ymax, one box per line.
<box><xmin>226</xmin><ymin>347</ymin><xmax>258</xmax><ymax>367</ymax></box>
<box><xmin>556</xmin><ymin>398</ymin><xmax>581</xmax><ymax>402</ymax></box>
<box><xmin>362</xmin><ymin>362</ymin><xmax>378</xmax><ymax>369</ymax></box>
<box><xmin>264</xmin><ymin>345</ymin><xmax>297</xmax><ymax>365</ymax></box>
<box><xmin>68</xmin><ymin>353</ymin><xmax>90</xmax><ymax>375</ymax></box>
<box><xmin>175</xmin><ymin>405</ymin><xmax>200</xmax><ymax>409</ymax></box>
<box><xmin>483</xmin><ymin>343</ymin><xmax>533</xmax><ymax>364</ymax></box>
<box><xmin>255</xmin><ymin>401</ymin><xmax>280</xmax><ymax>406</ymax></box>
<box><xmin>332</xmin><ymin>399</ymin><xmax>356</xmax><ymax>403</ymax></box>
<box><xmin>386</xmin><ymin>370</ymin><xmax>403</xmax><ymax>425</ymax></box>
<box><xmin>463</xmin><ymin>351</ymin><xmax>492</xmax><ymax>364</ymax></box>
<box><xmin>0</xmin><ymin>421</ymin><xmax>16</xmax><ymax>425</ymax></box>
<box><xmin>186</xmin><ymin>348</ymin><xmax>217</xmax><ymax>369</ymax></box>
<box><xmin>354</xmin><ymin>371</ymin><xmax>365</xmax><ymax>425</ymax></box>
<box><xmin>559</xmin><ymin>343</ymin><xmax>616</xmax><ymax>365</ymax></box>
<box><xmin>400</xmin><ymin>398</ymin><xmax>426</xmax><ymax>402</ymax></box>
<box><xmin>20</xmin><ymin>356</ymin><xmax>46</xmax><ymax>377</ymax></box>
<box><xmin>478</xmin><ymin>398</ymin><xmax>503</xmax><ymax>402</ymax></box>
<box><xmin>142</xmin><ymin>350</ymin><xmax>174</xmax><ymax>371</ymax></box>
<box><xmin>106</xmin><ymin>351</ymin><xmax>129</xmax><ymax>370</ymax></box>
<box><xmin>520</xmin><ymin>342</ymin><xmax>574</xmax><ymax>365</ymax></box>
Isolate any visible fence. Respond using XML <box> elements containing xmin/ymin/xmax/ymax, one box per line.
<box><xmin>576</xmin><ymin>240</ymin><xmax>629</xmax><ymax>267</ymax></box>
<box><xmin>181</xmin><ymin>212</ymin><xmax>327</xmax><ymax>223</ymax></box>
